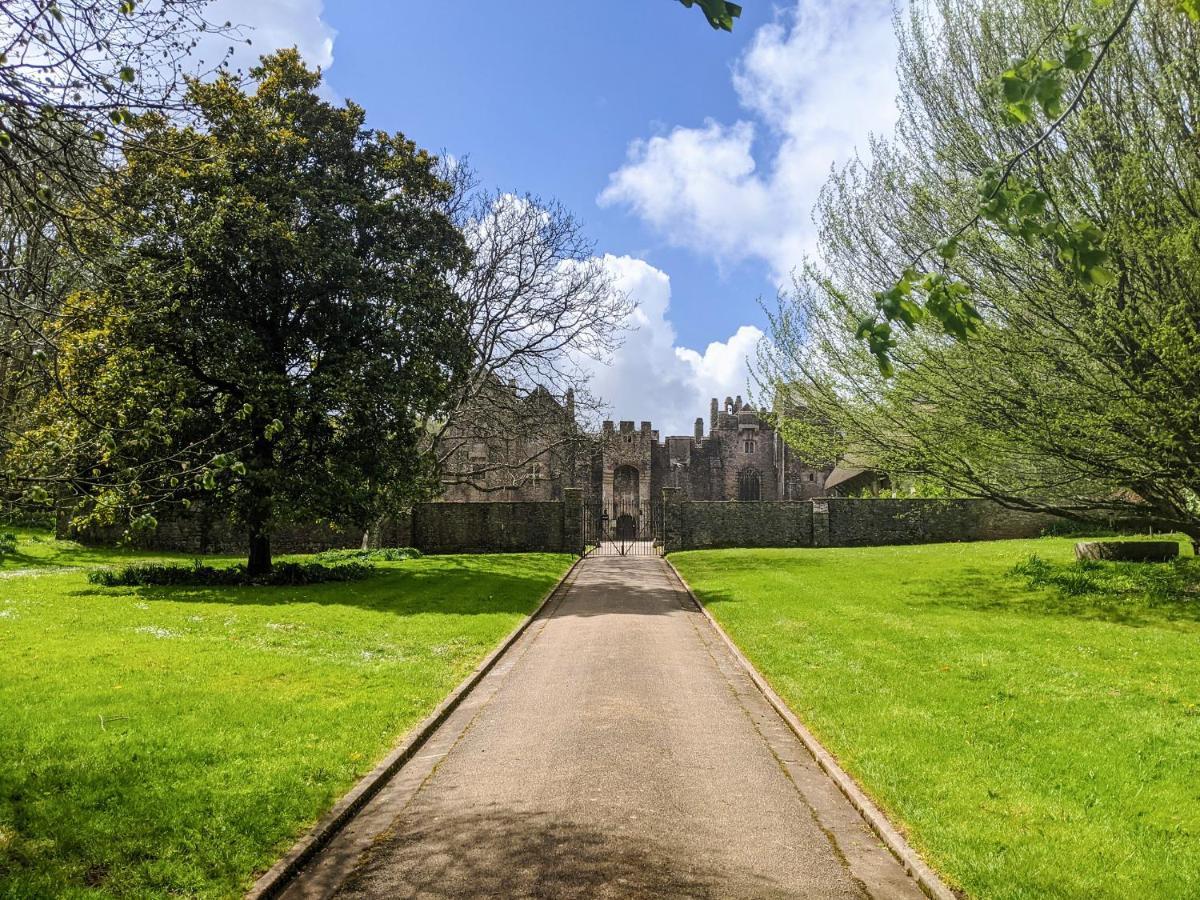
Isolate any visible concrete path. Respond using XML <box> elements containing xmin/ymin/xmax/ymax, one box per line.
<box><xmin>282</xmin><ymin>556</ymin><xmax>926</xmax><ymax>899</ymax></box>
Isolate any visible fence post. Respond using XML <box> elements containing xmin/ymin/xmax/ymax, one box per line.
<box><xmin>562</xmin><ymin>488</ymin><xmax>583</xmax><ymax>555</ymax></box>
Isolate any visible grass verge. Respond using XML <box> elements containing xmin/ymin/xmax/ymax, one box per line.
<box><xmin>671</xmin><ymin>537</ymin><xmax>1200</xmax><ymax>900</ymax></box>
<box><xmin>0</xmin><ymin>530</ymin><xmax>572</xmax><ymax>897</ymax></box>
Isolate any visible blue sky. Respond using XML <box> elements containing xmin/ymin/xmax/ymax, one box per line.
<box><xmin>322</xmin><ymin>0</ymin><xmax>765</xmax><ymax>349</ymax></box>
<box><xmin>207</xmin><ymin>0</ymin><xmax>899</xmax><ymax>434</ymax></box>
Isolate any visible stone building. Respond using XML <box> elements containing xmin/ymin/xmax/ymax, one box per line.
<box><xmin>438</xmin><ymin>385</ymin><xmax>588</xmax><ymax>503</ymax></box>
<box><xmin>440</xmin><ymin>392</ymin><xmax>833</xmax><ymax>510</ymax></box>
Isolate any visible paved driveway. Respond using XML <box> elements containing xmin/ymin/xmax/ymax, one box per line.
<box><xmin>283</xmin><ymin>556</ymin><xmax>925</xmax><ymax>899</ymax></box>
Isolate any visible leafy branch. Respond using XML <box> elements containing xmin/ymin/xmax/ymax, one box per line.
<box><xmin>856</xmin><ymin>0</ymin><xmax>1195</xmax><ymax>375</ymax></box>
<box><xmin>676</xmin><ymin>0</ymin><xmax>742</xmax><ymax>31</ymax></box>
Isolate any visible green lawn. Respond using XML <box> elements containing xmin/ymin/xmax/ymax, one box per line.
<box><xmin>0</xmin><ymin>530</ymin><xmax>572</xmax><ymax>898</ymax></box>
<box><xmin>672</xmin><ymin>538</ymin><xmax>1200</xmax><ymax>900</ymax></box>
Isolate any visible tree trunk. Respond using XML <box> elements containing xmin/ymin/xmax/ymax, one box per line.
<box><xmin>244</xmin><ymin>418</ymin><xmax>275</xmax><ymax>575</ymax></box>
<box><xmin>247</xmin><ymin>528</ymin><xmax>272</xmax><ymax>575</ymax></box>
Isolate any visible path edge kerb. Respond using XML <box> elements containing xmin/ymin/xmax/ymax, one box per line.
<box><xmin>664</xmin><ymin>558</ymin><xmax>960</xmax><ymax>900</ymax></box>
<box><xmin>245</xmin><ymin>555</ymin><xmax>583</xmax><ymax>900</ymax></box>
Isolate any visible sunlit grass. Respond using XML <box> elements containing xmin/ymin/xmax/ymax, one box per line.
<box><xmin>673</xmin><ymin>536</ymin><xmax>1200</xmax><ymax>900</ymax></box>
<box><xmin>0</xmin><ymin>530</ymin><xmax>572</xmax><ymax>897</ymax></box>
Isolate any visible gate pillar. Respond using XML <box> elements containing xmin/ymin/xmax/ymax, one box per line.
<box><xmin>562</xmin><ymin>488</ymin><xmax>583</xmax><ymax>555</ymax></box>
<box><xmin>661</xmin><ymin>487</ymin><xmax>683</xmax><ymax>554</ymax></box>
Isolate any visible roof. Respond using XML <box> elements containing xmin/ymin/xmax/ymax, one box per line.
<box><xmin>823</xmin><ymin>466</ymin><xmax>872</xmax><ymax>492</ymax></box>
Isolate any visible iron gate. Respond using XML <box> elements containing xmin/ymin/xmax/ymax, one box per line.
<box><xmin>581</xmin><ymin>497</ymin><xmax>664</xmax><ymax>557</ymax></box>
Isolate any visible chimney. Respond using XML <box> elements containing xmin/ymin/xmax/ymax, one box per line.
<box><xmin>710</xmin><ymin>398</ymin><xmax>719</xmax><ymax>432</ymax></box>
<box><xmin>694</xmin><ymin>418</ymin><xmax>704</xmax><ymax>443</ymax></box>
<box><xmin>564</xmin><ymin>388</ymin><xmax>575</xmax><ymax>421</ymax></box>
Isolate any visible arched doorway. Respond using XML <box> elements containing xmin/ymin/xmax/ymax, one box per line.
<box><xmin>738</xmin><ymin>468</ymin><xmax>761</xmax><ymax>501</ymax></box>
<box><xmin>613</xmin><ymin>465</ymin><xmax>640</xmax><ymax>505</ymax></box>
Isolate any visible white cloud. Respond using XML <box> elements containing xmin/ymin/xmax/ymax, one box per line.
<box><xmin>202</xmin><ymin>0</ymin><xmax>336</xmax><ymax>74</ymax></box>
<box><xmin>583</xmin><ymin>256</ymin><xmax>763</xmax><ymax>437</ymax></box>
<box><xmin>599</xmin><ymin>0</ymin><xmax>898</xmax><ymax>282</ymax></box>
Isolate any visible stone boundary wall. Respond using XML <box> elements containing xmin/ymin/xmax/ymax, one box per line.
<box><xmin>407</xmin><ymin>501</ymin><xmax>564</xmax><ymax>554</ymax></box>
<box><xmin>61</xmin><ymin>491</ymin><xmax>584</xmax><ymax>557</ymax></box>
<box><xmin>62</xmin><ymin>492</ymin><xmax>1056</xmax><ymax>557</ymax></box>
<box><xmin>59</xmin><ymin>511</ymin><xmax>364</xmax><ymax>556</ymax></box>
<box><xmin>821</xmin><ymin>498</ymin><xmax>1058</xmax><ymax>547</ymax></box>
<box><xmin>666</xmin><ymin>500</ymin><xmax>814</xmax><ymax>550</ymax></box>
<box><xmin>663</xmin><ymin>496</ymin><xmax>1058</xmax><ymax>552</ymax></box>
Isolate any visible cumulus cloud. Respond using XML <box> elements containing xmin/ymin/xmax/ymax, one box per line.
<box><xmin>583</xmin><ymin>256</ymin><xmax>763</xmax><ymax>437</ymax></box>
<box><xmin>599</xmin><ymin>0</ymin><xmax>898</xmax><ymax>281</ymax></box>
<box><xmin>202</xmin><ymin>0</ymin><xmax>336</xmax><ymax>74</ymax></box>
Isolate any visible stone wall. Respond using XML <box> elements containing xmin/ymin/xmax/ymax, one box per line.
<box><xmin>408</xmin><ymin>500</ymin><xmax>567</xmax><ymax>554</ymax></box>
<box><xmin>62</xmin><ymin>493</ymin><xmax>583</xmax><ymax>557</ymax></box>
<box><xmin>662</xmin><ymin>494</ymin><xmax>1058</xmax><ymax>552</ymax></box>
<box><xmin>60</xmin><ymin>510</ymin><xmax>364</xmax><ymax>556</ymax></box>
<box><xmin>820</xmin><ymin>498</ymin><xmax>1058</xmax><ymax>547</ymax></box>
<box><xmin>63</xmin><ymin>492</ymin><xmax>1058</xmax><ymax>558</ymax></box>
<box><xmin>666</xmin><ymin>500</ymin><xmax>814</xmax><ymax>550</ymax></box>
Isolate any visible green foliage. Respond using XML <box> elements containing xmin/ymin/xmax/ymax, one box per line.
<box><xmin>857</xmin><ymin>0</ymin><xmax>1196</xmax><ymax>368</ymax></box>
<box><xmin>313</xmin><ymin>546</ymin><xmax>423</xmax><ymax>563</ymax></box>
<box><xmin>13</xmin><ymin>51</ymin><xmax>475</xmax><ymax>572</ymax></box>
<box><xmin>1011</xmin><ymin>552</ymin><xmax>1199</xmax><ymax>605</ymax></box>
<box><xmin>675</xmin><ymin>538</ymin><xmax>1200</xmax><ymax>898</ymax></box>
<box><xmin>763</xmin><ymin>0</ymin><xmax>1200</xmax><ymax>542</ymax></box>
<box><xmin>677</xmin><ymin>0</ymin><xmax>742</xmax><ymax>31</ymax></box>
<box><xmin>0</xmin><ymin>532</ymin><xmax>16</xmax><ymax>560</ymax></box>
<box><xmin>87</xmin><ymin>559</ymin><xmax>374</xmax><ymax>588</ymax></box>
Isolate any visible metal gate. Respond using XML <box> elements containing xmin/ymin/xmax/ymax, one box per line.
<box><xmin>581</xmin><ymin>497</ymin><xmax>664</xmax><ymax>557</ymax></box>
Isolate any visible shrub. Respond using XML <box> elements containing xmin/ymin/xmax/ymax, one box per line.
<box><xmin>1010</xmin><ymin>554</ymin><xmax>1199</xmax><ymax>605</ymax></box>
<box><xmin>0</xmin><ymin>532</ymin><xmax>17</xmax><ymax>561</ymax></box>
<box><xmin>88</xmin><ymin>559</ymin><xmax>375</xmax><ymax>588</ymax></box>
<box><xmin>313</xmin><ymin>546</ymin><xmax>422</xmax><ymax>564</ymax></box>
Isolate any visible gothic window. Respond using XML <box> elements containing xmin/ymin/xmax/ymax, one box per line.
<box><xmin>738</xmin><ymin>468</ymin><xmax>761</xmax><ymax>502</ymax></box>
<box><xmin>807</xmin><ymin>472</ymin><xmax>816</xmax><ymax>482</ymax></box>
<box><xmin>744</xmin><ymin>438</ymin><xmax>756</xmax><ymax>454</ymax></box>
<box><xmin>529</xmin><ymin>462</ymin><xmax>542</xmax><ymax>484</ymax></box>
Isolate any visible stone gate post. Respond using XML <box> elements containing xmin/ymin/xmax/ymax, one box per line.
<box><xmin>661</xmin><ymin>487</ymin><xmax>683</xmax><ymax>553</ymax></box>
<box><xmin>562</xmin><ymin>488</ymin><xmax>583</xmax><ymax>555</ymax></box>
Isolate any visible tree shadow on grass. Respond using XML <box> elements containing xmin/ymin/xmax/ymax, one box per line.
<box><xmin>64</xmin><ymin>553</ymin><xmax>785</xmax><ymax>623</ymax></box>
<box><xmin>67</xmin><ymin>559</ymin><xmax>569</xmax><ymax>619</ymax></box>
<box><xmin>919</xmin><ymin>560</ymin><xmax>1200</xmax><ymax>628</ymax></box>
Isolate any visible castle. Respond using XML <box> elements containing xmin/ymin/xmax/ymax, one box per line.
<box><xmin>440</xmin><ymin>392</ymin><xmax>837</xmax><ymax>509</ymax></box>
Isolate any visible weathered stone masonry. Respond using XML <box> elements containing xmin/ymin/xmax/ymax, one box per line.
<box><xmin>63</xmin><ymin>491</ymin><xmax>1056</xmax><ymax>556</ymax></box>
<box><xmin>661</xmin><ymin>495</ymin><xmax>1058</xmax><ymax>551</ymax></box>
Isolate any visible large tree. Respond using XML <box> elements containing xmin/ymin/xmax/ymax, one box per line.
<box><xmin>15</xmin><ymin>51</ymin><xmax>474</xmax><ymax>572</ymax></box>
<box><xmin>760</xmin><ymin>0</ymin><xmax>1200</xmax><ymax>544</ymax></box>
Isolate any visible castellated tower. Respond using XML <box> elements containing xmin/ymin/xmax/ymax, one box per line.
<box><xmin>442</xmin><ymin>382</ymin><xmax>834</xmax><ymax>507</ymax></box>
